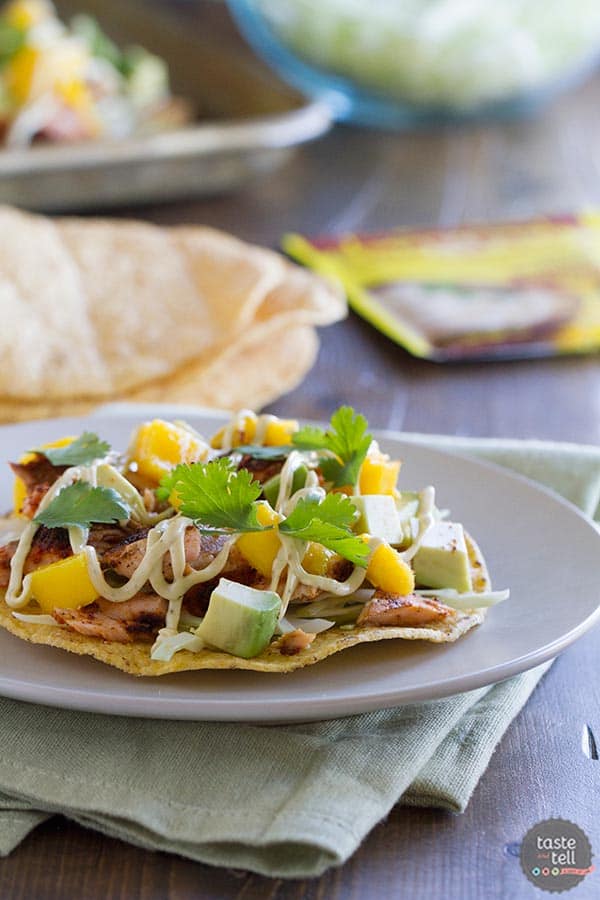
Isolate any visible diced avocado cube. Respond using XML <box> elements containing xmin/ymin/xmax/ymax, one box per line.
<box><xmin>351</xmin><ymin>494</ymin><xmax>403</xmax><ymax>545</ymax></box>
<box><xmin>196</xmin><ymin>578</ymin><xmax>281</xmax><ymax>659</ymax></box>
<box><xmin>262</xmin><ymin>465</ymin><xmax>308</xmax><ymax>507</ymax></box>
<box><xmin>396</xmin><ymin>491</ymin><xmax>420</xmax><ymax>522</ymax></box>
<box><xmin>413</xmin><ymin>521</ymin><xmax>472</xmax><ymax>593</ymax></box>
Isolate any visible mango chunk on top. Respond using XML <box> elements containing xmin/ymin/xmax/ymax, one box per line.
<box><xmin>210</xmin><ymin>416</ymin><xmax>298</xmax><ymax>450</ymax></box>
<box><xmin>359</xmin><ymin>457</ymin><xmax>401</xmax><ymax>496</ymax></box>
<box><xmin>29</xmin><ymin>552</ymin><xmax>98</xmax><ymax>614</ymax></box>
<box><xmin>301</xmin><ymin>542</ymin><xmax>334</xmax><ymax>577</ymax></box>
<box><xmin>263</xmin><ymin>419</ymin><xmax>298</xmax><ymax>446</ymax></box>
<box><xmin>127</xmin><ymin>419</ymin><xmax>207</xmax><ymax>485</ymax></box>
<box><xmin>366</xmin><ymin>542</ymin><xmax>415</xmax><ymax>596</ymax></box>
<box><xmin>236</xmin><ymin>503</ymin><xmax>281</xmax><ymax>578</ymax></box>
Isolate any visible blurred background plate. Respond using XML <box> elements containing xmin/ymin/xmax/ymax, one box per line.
<box><xmin>0</xmin><ymin>0</ymin><xmax>331</xmax><ymax>211</ymax></box>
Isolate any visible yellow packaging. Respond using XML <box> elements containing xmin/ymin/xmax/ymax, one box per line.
<box><xmin>284</xmin><ymin>213</ymin><xmax>600</xmax><ymax>361</ymax></box>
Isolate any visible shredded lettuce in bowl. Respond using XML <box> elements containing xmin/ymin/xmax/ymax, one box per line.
<box><xmin>255</xmin><ymin>0</ymin><xmax>600</xmax><ymax>110</ymax></box>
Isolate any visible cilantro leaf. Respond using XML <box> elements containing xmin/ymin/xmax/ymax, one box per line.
<box><xmin>0</xmin><ymin>22</ymin><xmax>25</xmax><ymax>66</ymax></box>
<box><xmin>162</xmin><ymin>458</ymin><xmax>265</xmax><ymax>533</ymax></box>
<box><xmin>280</xmin><ymin>494</ymin><xmax>369</xmax><ymax>567</ymax></box>
<box><xmin>156</xmin><ymin>459</ymin><xmax>369</xmax><ymax>565</ymax></box>
<box><xmin>155</xmin><ymin>468</ymin><xmax>181</xmax><ymax>503</ymax></box>
<box><xmin>232</xmin><ymin>444</ymin><xmax>294</xmax><ymax>460</ymax></box>
<box><xmin>284</xmin><ymin>492</ymin><xmax>358</xmax><ymax>531</ymax></box>
<box><xmin>291</xmin><ymin>426</ymin><xmax>330</xmax><ymax>451</ymax></box>
<box><xmin>292</xmin><ymin>406</ymin><xmax>372</xmax><ymax>487</ymax></box>
<box><xmin>34</xmin><ymin>482</ymin><xmax>130</xmax><ymax>529</ymax></box>
<box><xmin>33</xmin><ymin>432</ymin><xmax>110</xmax><ymax>467</ymax></box>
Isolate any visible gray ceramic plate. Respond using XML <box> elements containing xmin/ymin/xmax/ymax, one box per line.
<box><xmin>0</xmin><ymin>404</ymin><xmax>599</xmax><ymax>721</ymax></box>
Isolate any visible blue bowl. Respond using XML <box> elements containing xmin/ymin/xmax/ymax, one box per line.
<box><xmin>227</xmin><ymin>0</ymin><xmax>600</xmax><ymax>129</ymax></box>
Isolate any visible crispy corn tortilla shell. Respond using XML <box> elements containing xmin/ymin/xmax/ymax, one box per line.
<box><xmin>0</xmin><ymin>534</ymin><xmax>491</xmax><ymax>675</ymax></box>
<box><xmin>0</xmin><ymin>206</ymin><xmax>345</xmax><ymax>417</ymax></box>
<box><xmin>0</xmin><ymin>323</ymin><xmax>319</xmax><ymax>421</ymax></box>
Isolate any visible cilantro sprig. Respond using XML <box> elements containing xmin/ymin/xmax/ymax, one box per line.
<box><xmin>33</xmin><ymin>432</ymin><xmax>110</xmax><ymax>467</ymax></box>
<box><xmin>292</xmin><ymin>406</ymin><xmax>372</xmax><ymax>487</ymax></box>
<box><xmin>158</xmin><ymin>458</ymin><xmax>265</xmax><ymax>533</ymax></box>
<box><xmin>34</xmin><ymin>482</ymin><xmax>130</xmax><ymax>529</ymax></box>
<box><xmin>0</xmin><ymin>21</ymin><xmax>25</xmax><ymax>66</ymax></box>
<box><xmin>159</xmin><ymin>459</ymin><xmax>369</xmax><ymax>565</ymax></box>
<box><xmin>279</xmin><ymin>494</ymin><xmax>369</xmax><ymax>566</ymax></box>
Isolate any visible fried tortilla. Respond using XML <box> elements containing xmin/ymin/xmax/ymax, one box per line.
<box><xmin>0</xmin><ymin>206</ymin><xmax>345</xmax><ymax>421</ymax></box>
<box><xmin>0</xmin><ymin>534</ymin><xmax>489</xmax><ymax>675</ymax></box>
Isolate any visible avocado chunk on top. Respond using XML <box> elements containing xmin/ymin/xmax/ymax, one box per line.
<box><xmin>196</xmin><ymin>578</ymin><xmax>281</xmax><ymax>659</ymax></box>
<box><xmin>351</xmin><ymin>494</ymin><xmax>403</xmax><ymax>545</ymax></box>
<box><xmin>413</xmin><ymin>521</ymin><xmax>472</xmax><ymax>593</ymax></box>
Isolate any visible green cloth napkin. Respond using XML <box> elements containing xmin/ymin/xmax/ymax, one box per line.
<box><xmin>0</xmin><ymin>434</ymin><xmax>599</xmax><ymax>877</ymax></box>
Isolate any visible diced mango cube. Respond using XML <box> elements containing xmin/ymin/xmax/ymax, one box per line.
<box><xmin>29</xmin><ymin>553</ymin><xmax>99</xmax><ymax>614</ymax></box>
<box><xmin>210</xmin><ymin>416</ymin><xmax>256</xmax><ymax>449</ymax></box>
<box><xmin>264</xmin><ymin>419</ymin><xmax>298</xmax><ymax>446</ymax></box>
<box><xmin>366</xmin><ymin>543</ymin><xmax>415</xmax><ymax>595</ymax></box>
<box><xmin>5</xmin><ymin>46</ymin><xmax>38</xmax><ymax>104</ymax></box>
<box><xmin>236</xmin><ymin>503</ymin><xmax>281</xmax><ymax>577</ymax></box>
<box><xmin>127</xmin><ymin>420</ymin><xmax>207</xmax><ymax>485</ymax></box>
<box><xmin>359</xmin><ymin>457</ymin><xmax>401</xmax><ymax>495</ymax></box>
<box><xmin>302</xmin><ymin>542</ymin><xmax>334</xmax><ymax>576</ymax></box>
<box><xmin>13</xmin><ymin>435</ymin><xmax>76</xmax><ymax>516</ymax></box>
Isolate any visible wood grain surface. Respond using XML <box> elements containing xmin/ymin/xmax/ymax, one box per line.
<box><xmin>1</xmin><ymin>2</ymin><xmax>599</xmax><ymax>898</ymax></box>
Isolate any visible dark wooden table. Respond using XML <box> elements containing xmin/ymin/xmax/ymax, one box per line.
<box><xmin>2</xmin><ymin>4</ymin><xmax>600</xmax><ymax>898</ymax></box>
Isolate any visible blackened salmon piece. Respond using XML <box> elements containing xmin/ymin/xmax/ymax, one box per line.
<box><xmin>19</xmin><ymin>483</ymin><xmax>51</xmax><ymax>518</ymax></box>
<box><xmin>0</xmin><ymin>541</ymin><xmax>17</xmax><ymax>587</ymax></box>
<box><xmin>10</xmin><ymin>456</ymin><xmax>67</xmax><ymax>517</ymax></box>
<box><xmin>9</xmin><ymin>456</ymin><xmax>67</xmax><ymax>490</ymax></box>
<box><xmin>101</xmin><ymin>529</ymin><xmax>247</xmax><ymax>582</ymax></box>
<box><xmin>53</xmin><ymin>594</ymin><xmax>168</xmax><ymax>643</ymax></box>
<box><xmin>0</xmin><ymin>526</ymin><xmax>71</xmax><ymax>587</ymax></box>
<box><xmin>183</xmin><ymin>579</ymin><xmax>217</xmax><ymax>618</ymax></box>
<box><xmin>87</xmin><ymin>523</ymin><xmax>141</xmax><ymax>556</ymax></box>
<box><xmin>357</xmin><ymin>592</ymin><xmax>453</xmax><ymax>627</ymax></box>
<box><xmin>24</xmin><ymin>526</ymin><xmax>72</xmax><ymax>572</ymax></box>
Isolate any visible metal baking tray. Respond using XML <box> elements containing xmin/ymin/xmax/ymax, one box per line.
<box><xmin>0</xmin><ymin>0</ymin><xmax>331</xmax><ymax>210</ymax></box>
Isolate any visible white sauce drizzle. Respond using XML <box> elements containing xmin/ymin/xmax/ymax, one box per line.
<box><xmin>275</xmin><ymin>450</ymin><xmax>309</xmax><ymax>511</ymax></box>
<box><xmin>6</xmin><ymin>465</ymin><xmax>89</xmax><ymax>609</ymax></box>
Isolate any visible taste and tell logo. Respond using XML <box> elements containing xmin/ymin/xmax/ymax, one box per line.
<box><xmin>520</xmin><ymin>818</ymin><xmax>594</xmax><ymax>893</ymax></box>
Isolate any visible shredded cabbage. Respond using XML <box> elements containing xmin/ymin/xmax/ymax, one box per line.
<box><xmin>278</xmin><ymin>614</ymin><xmax>335</xmax><ymax>634</ymax></box>
<box><xmin>150</xmin><ymin>631</ymin><xmax>205</xmax><ymax>661</ymax></box>
<box><xmin>12</xmin><ymin>612</ymin><xmax>61</xmax><ymax>625</ymax></box>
